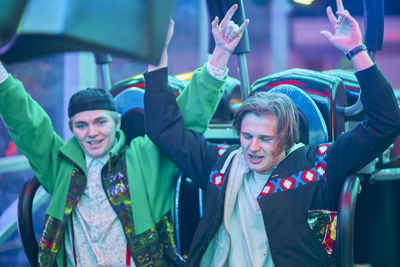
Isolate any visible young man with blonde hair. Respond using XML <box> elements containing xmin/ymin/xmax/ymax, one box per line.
<box><xmin>144</xmin><ymin>0</ymin><xmax>400</xmax><ymax>265</ymax></box>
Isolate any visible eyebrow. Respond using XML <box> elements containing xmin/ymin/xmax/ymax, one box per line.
<box><xmin>74</xmin><ymin>120</ymin><xmax>87</xmax><ymax>125</ymax></box>
<box><xmin>240</xmin><ymin>131</ymin><xmax>276</xmax><ymax>139</ymax></box>
<box><xmin>74</xmin><ymin>116</ymin><xmax>109</xmax><ymax>125</ymax></box>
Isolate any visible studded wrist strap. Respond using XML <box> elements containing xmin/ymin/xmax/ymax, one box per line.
<box><xmin>345</xmin><ymin>44</ymin><xmax>367</xmax><ymax>60</ymax></box>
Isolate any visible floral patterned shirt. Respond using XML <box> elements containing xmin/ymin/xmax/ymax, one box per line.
<box><xmin>65</xmin><ymin>151</ymin><xmax>135</xmax><ymax>266</ymax></box>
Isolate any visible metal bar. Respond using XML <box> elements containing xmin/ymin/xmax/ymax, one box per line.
<box><xmin>0</xmin><ymin>187</ymin><xmax>50</xmax><ymax>245</ymax></box>
<box><xmin>0</xmin><ymin>155</ymin><xmax>30</xmax><ymax>174</ymax></box>
<box><xmin>237</xmin><ymin>54</ymin><xmax>250</xmax><ymax>100</ymax></box>
<box><xmin>100</xmin><ymin>63</ymin><xmax>112</xmax><ymax>90</ymax></box>
<box><xmin>370</xmin><ymin>168</ymin><xmax>400</xmax><ymax>182</ymax></box>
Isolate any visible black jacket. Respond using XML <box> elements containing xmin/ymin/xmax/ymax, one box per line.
<box><xmin>144</xmin><ymin>65</ymin><xmax>400</xmax><ymax>266</ymax></box>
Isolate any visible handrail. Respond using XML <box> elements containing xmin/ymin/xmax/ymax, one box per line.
<box><xmin>337</xmin><ymin>175</ymin><xmax>361</xmax><ymax>267</ymax></box>
<box><xmin>17</xmin><ymin>177</ymin><xmax>40</xmax><ymax>267</ymax></box>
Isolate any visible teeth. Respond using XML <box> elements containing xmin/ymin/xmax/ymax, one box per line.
<box><xmin>250</xmin><ymin>155</ymin><xmax>262</xmax><ymax>160</ymax></box>
<box><xmin>88</xmin><ymin>140</ymin><xmax>100</xmax><ymax>145</ymax></box>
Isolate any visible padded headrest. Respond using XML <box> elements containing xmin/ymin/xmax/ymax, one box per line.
<box><xmin>324</xmin><ymin>69</ymin><xmax>363</xmax><ymax>121</ymax></box>
<box><xmin>269</xmin><ymin>84</ymin><xmax>328</xmax><ymax>145</ymax></box>
<box><xmin>111</xmin><ymin>74</ymin><xmax>186</xmax><ymax>144</ymax></box>
<box><xmin>251</xmin><ymin>68</ymin><xmax>347</xmax><ymax>142</ymax></box>
<box><xmin>114</xmin><ymin>88</ymin><xmax>145</xmax><ymax>144</ymax></box>
<box><xmin>111</xmin><ymin>74</ymin><xmax>185</xmax><ymax>97</ymax></box>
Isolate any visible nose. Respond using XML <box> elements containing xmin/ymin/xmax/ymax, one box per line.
<box><xmin>249</xmin><ymin>138</ymin><xmax>260</xmax><ymax>151</ymax></box>
<box><xmin>88</xmin><ymin>124</ymin><xmax>98</xmax><ymax>137</ymax></box>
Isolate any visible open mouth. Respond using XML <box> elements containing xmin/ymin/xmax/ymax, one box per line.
<box><xmin>249</xmin><ymin>154</ymin><xmax>264</xmax><ymax>162</ymax></box>
<box><xmin>87</xmin><ymin>139</ymin><xmax>103</xmax><ymax>146</ymax></box>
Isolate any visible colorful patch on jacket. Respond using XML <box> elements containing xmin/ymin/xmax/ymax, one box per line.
<box><xmin>209</xmin><ymin>169</ymin><xmax>225</xmax><ymax>189</ymax></box>
<box><xmin>307</xmin><ymin>209</ymin><xmax>337</xmax><ymax>256</ymax></box>
<box><xmin>101</xmin><ymin>157</ymin><xmax>135</xmax><ymax>237</ymax></box>
<box><xmin>38</xmin><ymin>215</ymin><xmax>64</xmax><ymax>266</ymax></box>
<box><xmin>217</xmin><ymin>144</ymin><xmax>229</xmax><ymax>157</ymax></box>
<box><xmin>39</xmin><ymin>166</ymin><xmax>87</xmax><ymax>266</ymax></box>
<box><xmin>258</xmin><ymin>143</ymin><xmax>330</xmax><ymax>198</ymax></box>
<box><xmin>130</xmin><ymin>215</ymin><xmax>184</xmax><ymax>266</ymax></box>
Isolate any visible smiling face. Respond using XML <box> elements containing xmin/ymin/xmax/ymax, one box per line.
<box><xmin>71</xmin><ymin>110</ymin><xmax>121</xmax><ymax>158</ymax></box>
<box><xmin>240</xmin><ymin>113</ymin><xmax>285</xmax><ymax>174</ymax></box>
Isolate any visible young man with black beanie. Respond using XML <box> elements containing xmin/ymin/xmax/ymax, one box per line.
<box><xmin>0</xmin><ymin>5</ymin><xmax>248</xmax><ymax>266</ymax></box>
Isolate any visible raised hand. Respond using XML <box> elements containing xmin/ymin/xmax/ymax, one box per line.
<box><xmin>165</xmin><ymin>18</ymin><xmax>175</xmax><ymax>49</ymax></box>
<box><xmin>320</xmin><ymin>0</ymin><xmax>363</xmax><ymax>54</ymax></box>
<box><xmin>148</xmin><ymin>18</ymin><xmax>175</xmax><ymax>71</ymax></box>
<box><xmin>211</xmin><ymin>4</ymin><xmax>249</xmax><ymax>53</ymax></box>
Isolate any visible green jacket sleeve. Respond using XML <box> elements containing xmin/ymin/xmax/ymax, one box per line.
<box><xmin>128</xmin><ymin>64</ymin><xmax>226</xmax><ymax>232</ymax></box>
<box><xmin>177</xmin><ymin>64</ymin><xmax>226</xmax><ymax>132</ymax></box>
<box><xmin>145</xmin><ymin>64</ymin><xmax>226</xmax><ymax>133</ymax></box>
<box><xmin>0</xmin><ymin>75</ymin><xmax>64</xmax><ymax>193</ymax></box>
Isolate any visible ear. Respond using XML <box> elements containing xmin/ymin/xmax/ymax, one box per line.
<box><xmin>69</xmin><ymin>118</ymin><xmax>74</xmax><ymax>132</ymax></box>
<box><xmin>116</xmin><ymin>117</ymin><xmax>121</xmax><ymax>132</ymax></box>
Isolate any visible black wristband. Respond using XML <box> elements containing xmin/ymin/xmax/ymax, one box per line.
<box><xmin>345</xmin><ymin>44</ymin><xmax>367</xmax><ymax>60</ymax></box>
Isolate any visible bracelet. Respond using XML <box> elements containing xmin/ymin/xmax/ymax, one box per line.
<box><xmin>206</xmin><ymin>61</ymin><xmax>228</xmax><ymax>80</ymax></box>
<box><xmin>345</xmin><ymin>44</ymin><xmax>367</xmax><ymax>60</ymax></box>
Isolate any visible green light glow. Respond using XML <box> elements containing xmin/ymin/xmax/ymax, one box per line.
<box><xmin>293</xmin><ymin>0</ymin><xmax>314</xmax><ymax>5</ymax></box>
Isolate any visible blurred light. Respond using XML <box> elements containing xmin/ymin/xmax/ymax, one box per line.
<box><xmin>175</xmin><ymin>72</ymin><xmax>193</xmax><ymax>81</ymax></box>
<box><xmin>293</xmin><ymin>0</ymin><xmax>314</xmax><ymax>5</ymax></box>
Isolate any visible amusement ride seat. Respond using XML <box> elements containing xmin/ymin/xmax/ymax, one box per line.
<box><xmin>251</xmin><ymin>68</ymin><xmax>348</xmax><ymax>142</ymax></box>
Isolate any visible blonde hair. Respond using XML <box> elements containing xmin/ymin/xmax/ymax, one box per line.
<box><xmin>233</xmin><ymin>92</ymin><xmax>299</xmax><ymax>155</ymax></box>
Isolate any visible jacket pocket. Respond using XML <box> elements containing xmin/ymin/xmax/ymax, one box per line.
<box><xmin>307</xmin><ymin>209</ymin><xmax>337</xmax><ymax>257</ymax></box>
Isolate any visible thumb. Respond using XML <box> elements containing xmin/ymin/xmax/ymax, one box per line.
<box><xmin>320</xmin><ymin>30</ymin><xmax>333</xmax><ymax>41</ymax></box>
<box><xmin>211</xmin><ymin>16</ymin><xmax>219</xmax><ymax>30</ymax></box>
<box><xmin>211</xmin><ymin>16</ymin><xmax>220</xmax><ymax>36</ymax></box>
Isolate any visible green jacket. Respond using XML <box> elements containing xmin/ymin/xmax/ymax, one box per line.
<box><xmin>0</xmin><ymin>65</ymin><xmax>225</xmax><ymax>266</ymax></box>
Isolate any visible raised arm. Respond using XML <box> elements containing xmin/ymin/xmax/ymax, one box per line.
<box><xmin>144</xmin><ymin>70</ymin><xmax>219</xmax><ymax>190</ymax></box>
<box><xmin>320</xmin><ymin>0</ymin><xmax>373</xmax><ymax>71</ymax></box>
<box><xmin>208</xmin><ymin>4</ymin><xmax>249</xmax><ymax>71</ymax></box>
<box><xmin>146</xmin><ymin>6</ymin><xmax>249</xmax><ymax>133</ymax></box>
<box><xmin>147</xmin><ymin>18</ymin><xmax>174</xmax><ymax>72</ymax></box>
<box><xmin>144</xmin><ymin>5</ymin><xmax>249</xmax><ymax>188</ymax></box>
<box><xmin>0</xmin><ymin>62</ymin><xmax>64</xmax><ymax>193</ymax></box>
<box><xmin>320</xmin><ymin>0</ymin><xmax>400</xmax><ymax>193</ymax></box>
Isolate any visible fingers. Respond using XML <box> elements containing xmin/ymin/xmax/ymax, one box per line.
<box><xmin>219</xmin><ymin>4</ymin><xmax>238</xmax><ymax>28</ymax></box>
<box><xmin>327</xmin><ymin>6</ymin><xmax>356</xmax><ymax>28</ymax></box>
<box><xmin>326</xmin><ymin>6</ymin><xmax>337</xmax><ymax>26</ymax></box>
<box><xmin>336</xmin><ymin>0</ymin><xmax>345</xmax><ymax>12</ymax></box>
<box><xmin>165</xmin><ymin>18</ymin><xmax>175</xmax><ymax>46</ymax></box>
<box><xmin>222</xmin><ymin>19</ymin><xmax>249</xmax><ymax>42</ymax></box>
<box><xmin>167</xmin><ymin>18</ymin><xmax>175</xmax><ymax>37</ymax></box>
<box><xmin>238</xmin><ymin>18</ymin><xmax>250</xmax><ymax>34</ymax></box>
<box><xmin>211</xmin><ymin>4</ymin><xmax>249</xmax><ymax>47</ymax></box>
<box><xmin>320</xmin><ymin>30</ymin><xmax>333</xmax><ymax>42</ymax></box>
<box><xmin>334</xmin><ymin>0</ymin><xmax>350</xmax><ymax>25</ymax></box>
<box><xmin>223</xmin><ymin>21</ymin><xmax>235</xmax><ymax>40</ymax></box>
<box><xmin>228</xmin><ymin>25</ymin><xmax>239</xmax><ymax>42</ymax></box>
<box><xmin>211</xmin><ymin>16</ymin><xmax>219</xmax><ymax>30</ymax></box>
<box><xmin>336</xmin><ymin>10</ymin><xmax>357</xmax><ymax>26</ymax></box>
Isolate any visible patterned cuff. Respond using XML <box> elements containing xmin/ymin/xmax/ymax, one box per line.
<box><xmin>0</xmin><ymin>62</ymin><xmax>9</xmax><ymax>83</ymax></box>
<box><xmin>206</xmin><ymin>61</ymin><xmax>228</xmax><ymax>81</ymax></box>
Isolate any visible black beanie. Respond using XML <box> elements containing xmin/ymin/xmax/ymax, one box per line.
<box><xmin>68</xmin><ymin>88</ymin><xmax>118</xmax><ymax>118</ymax></box>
